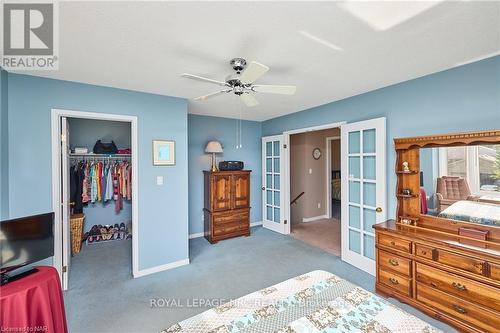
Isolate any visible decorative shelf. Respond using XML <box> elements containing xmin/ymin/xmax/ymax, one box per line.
<box><xmin>69</xmin><ymin>153</ymin><xmax>131</xmax><ymax>159</ymax></box>
<box><xmin>396</xmin><ymin>170</ymin><xmax>419</xmax><ymax>174</ymax></box>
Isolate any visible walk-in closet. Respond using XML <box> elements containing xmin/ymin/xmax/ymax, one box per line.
<box><xmin>64</xmin><ymin>117</ymin><xmax>133</xmax><ymax>289</ymax></box>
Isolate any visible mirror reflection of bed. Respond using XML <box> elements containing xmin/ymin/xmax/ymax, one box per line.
<box><xmin>419</xmin><ymin>144</ymin><xmax>500</xmax><ymax>227</ymax></box>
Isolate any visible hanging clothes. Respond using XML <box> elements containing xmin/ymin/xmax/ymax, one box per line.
<box><xmin>72</xmin><ymin>159</ymin><xmax>132</xmax><ymax>212</ymax></box>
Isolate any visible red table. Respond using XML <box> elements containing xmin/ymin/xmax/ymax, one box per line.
<box><xmin>1</xmin><ymin>266</ymin><xmax>68</xmax><ymax>333</ymax></box>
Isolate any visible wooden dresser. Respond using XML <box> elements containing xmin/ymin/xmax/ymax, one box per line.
<box><xmin>375</xmin><ymin>221</ymin><xmax>500</xmax><ymax>333</ymax></box>
<box><xmin>203</xmin><ymin>170</ymin><xmax>251</xmax><ymax>243</ymax></box>
<box><xmin>375</xmin><ymin>130</ymin><xmax>500</xmax><ymax>333</ymax></box>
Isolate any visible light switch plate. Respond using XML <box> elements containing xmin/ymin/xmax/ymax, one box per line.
<box><xmin>156</xmin><ymin>176</ymin><xmax>164</xmax><ymax>185</ymax></box>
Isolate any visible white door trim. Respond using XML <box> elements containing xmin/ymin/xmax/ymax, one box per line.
<box><xmin>325</xmin><ymin>136</ymin><xmax>341</xmax><ymax>219</ymax></box>
<box><xmin>51</xmin><ymin>108</ymin><xmax>139</xmax><ymax>287</ymax></box>
<box><xmin>283</xmin><ymin>121</ymin><xmax>346</xmax><ymax>234</ymax></box>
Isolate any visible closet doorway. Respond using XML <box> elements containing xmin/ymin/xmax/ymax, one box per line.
<box><xmin>51</xmin><ymin>109</ymin><xmax>138</xmax><ymax>290</ymax></box>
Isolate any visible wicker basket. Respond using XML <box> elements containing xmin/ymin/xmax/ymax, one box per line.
<box><xmin>70</xmin><ymin>214</ymin><xmax>85</xmax><ymax>255</ymax></box>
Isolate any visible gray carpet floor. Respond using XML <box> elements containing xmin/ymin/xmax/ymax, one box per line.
<box><xmin>64</xmin><ymin>227</ymin><xmax>456</xmax><ymax>333</ymax></box>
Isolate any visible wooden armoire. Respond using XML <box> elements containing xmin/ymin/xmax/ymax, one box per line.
<box><xmin>203</xmin><ymin>170</ymin><xmax>251</xmax><ymax>243</ymax></box>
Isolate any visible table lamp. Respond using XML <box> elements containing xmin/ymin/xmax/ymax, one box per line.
<box><xmin>205</xmin><ymin>141</ymin><xmax>223</xmax><ymax>172</ymax></box>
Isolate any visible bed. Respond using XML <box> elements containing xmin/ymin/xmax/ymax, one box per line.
<box><xmin>161</xmin><ymin>270</ymin><xmax>441</xmax><ymax>333</ymax></box>
<box><xmin>438</xmin><ymin>200</ymin><xmax>500</xmax><ymax>227</ymax></box>
<box><xmin>331</xmin><ymin>170</ymin><xmax>341</xmax><ymax>201</ymax></box>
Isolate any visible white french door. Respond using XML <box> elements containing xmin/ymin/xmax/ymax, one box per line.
<box><xmin>60</xmin><ymin>117</ymin><xmax>71</xmax><ymax>290</ymax></box>
<box><xmin>341</xmin><ymin>117</ymin><xmax>386</xmax><ymax>275</ymax></box>
<box><xmin>262</xmin><ymin>135</ymin><xmax>287</xmax><ymax>234</ymax></box>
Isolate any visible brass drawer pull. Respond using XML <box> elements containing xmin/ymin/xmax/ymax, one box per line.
<box><xmin>389</xmin><ymin>277</ymin><xmax>399</xmax><ymax>285</ymax></box>
<box><xmin>452</xmin><ymin>282</ymin><xmax>467</xmax><ymax>292</ymax></box>
<box><xmin>420</xmin><ymin>250</ymin><xmax>427</xmax><ymax>256</ymax></box>
<box><xmin>452</xmin><ymin>304</ymin><xmax>467</xmax><ymax>314</ymax></box>
<box><xmin>390</xmin><ymin>241</ymin><xmax>396</xmax><ymax>246</ymax></box>
<box><xmin>388</xmin><ymin>259</ymin><xmax>399</xmax><ymax>266</ymax></box>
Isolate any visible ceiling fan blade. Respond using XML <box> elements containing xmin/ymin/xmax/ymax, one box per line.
<box><xmin>239</xmin><ymin>61</ymin><xmax>269</xmax><ymax>84</ymax></box>
<box><xmin>240</xmin><ymin>93</ymin><xmax>259</xmax><ymax>107</ymax></box>
<box><xmin>252</xmin><ymin>85</ymin><xmax>297</xmax><ymax>95</ymax></box>
<box><xmin>194</xmin><ymin>89</ymin><xmax>231</xmax><ymax>101</ymax></box>
<box><xmin>181</xmin><ymin>73</ymin><xmax>229</xmax><ymax>87</ymax></box>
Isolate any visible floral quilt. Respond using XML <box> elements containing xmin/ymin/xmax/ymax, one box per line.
<box><xmin>160</xmin><ymin>270</ymin><xmax>441</xmax><ymax>333</ymax></box>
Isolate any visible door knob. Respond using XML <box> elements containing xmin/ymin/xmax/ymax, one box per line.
<box><xmin>262</xmin><ymin>186</ymin><xmax>265</xmax><ymax>191</ymax></box>
<box><xmin>376</xmin><ymin>207</ymin><xmax>382</xmax><ymax>213</ymax></box>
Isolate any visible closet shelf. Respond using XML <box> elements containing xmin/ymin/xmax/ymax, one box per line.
<box><xmin>69</xmin><ymin>153</ymin><xmax>131</xmax><ymax>158</ymax></box>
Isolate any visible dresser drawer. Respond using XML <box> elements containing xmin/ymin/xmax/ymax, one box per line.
<box><xmin>417</xmin><ymin>283</ymin><xmax>500</xmax><ymax>333</ymax></box>
<box><xmin>378</xmin><ymin>234</ymin><xmax>411</xmax><ymax>253</ymax></box>
<box><xmin>415</xmin><ymin>244</ymin><xmax>486</xmax><ymax>276</ymax></box>
<box><xmin>213</xmin><ymin>209</ymin><xmax>249</xmax><ymax>225</ymax></box>
<box><xmin>378</xmin><ymin>268</ymin><xmax>411</xmax><ymax>297</ymax></box>
<box><xmin>415</xmin><ymin>244</ymin><xmax>435</xmax><ymax>260</ymax></box>
<box><xmin>378</xmin><ymin>250</ymin><xmax>411</xmax><ymax>277</ymax></box>
<box><xmin>416</xmin><ymin>263</ymin><xmax>500</xmax><ymax>312</ymax></box>
<box><xmin>490</xmin><ymin>262</ymin><xmax>500</xmax><ymax>282</ymax></box>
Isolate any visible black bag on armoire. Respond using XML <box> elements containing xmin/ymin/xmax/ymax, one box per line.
<box><xmin>93</xmin><ymin>140</ymin><xmax>118</xmax><ymax>154</ymax></box>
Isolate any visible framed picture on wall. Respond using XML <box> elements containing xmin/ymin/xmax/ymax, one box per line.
<box><xmin>153</xmin><ymin>140</ymin><xmax>175</xmax><ymax>166</ymax></box>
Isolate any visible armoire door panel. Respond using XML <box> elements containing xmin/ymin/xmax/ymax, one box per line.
<box><xmin>232</xmin><ymin>173</ymin><xmax>250</xmax><ymax>209</ymax></box>
<box><xmin>212</xmin><ymin>174</ymin><xmax>232</xmax><ymax>211</ymax></box>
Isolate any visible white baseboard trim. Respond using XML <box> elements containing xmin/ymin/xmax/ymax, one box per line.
<box><xmin>250</xmin><ymin>221</ymin><xmax>263</xmax><ymax>227</ymax></box>
<box><xmin>302</xmin><ymin>215</ymin><xmax>329</xmax><ymax>223</ymax></box>
<box><xmin>189</xmin><ymin>221</ymin><xmax>262</xmax><ymax>239</ymax></box>
<box><xmin>189</xmin><ymin>232</ymin><xmax>204</xmax><ymax>239</ymax></box>
<box><xmin>134</xmin><ymin>258</ymin><xmax>190</xmax><ymax>278</ymax></box>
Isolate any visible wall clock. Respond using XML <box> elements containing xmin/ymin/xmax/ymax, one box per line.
<box><xmin>312</xmin><ymin>148</ymin><xmax>322</xmax><ymax>160</ymax></box>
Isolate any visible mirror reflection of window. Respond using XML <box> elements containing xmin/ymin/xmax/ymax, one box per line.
<box><xmin>420</xmin><ymin>144</ymin><xmax>500</xmax><ymax>228</ymax></box>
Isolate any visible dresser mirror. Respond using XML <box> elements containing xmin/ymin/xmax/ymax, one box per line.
<box><xmin>394</xmin><ymin>129</ymin><xmax>500</xmax><ymax>245</ymax></box>
<box><xmin>419</xmin><ymin>144</ymin><xmax>500</xmax><ymax>229</ymax></box>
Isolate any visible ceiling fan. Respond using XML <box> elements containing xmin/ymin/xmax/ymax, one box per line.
<box><xmin>181</xmin><ymin>58</ymin><xmax>296</xmax><ymax>107</ymax></box>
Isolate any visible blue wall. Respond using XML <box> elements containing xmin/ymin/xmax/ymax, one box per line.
<box><xmin>68</xmin><ymin>118</ymin><xmax>132</xmax><ymax>232</ymax></box>
<box><xmin>6</xmin><ymin>73</ymin><xmax>189</xmax><ymax>271</ymax></box>
<box><xmin>188</xmin><ymin>114</ymin><xmax>262</xmax><ymax>235</ymax></box>
<box><xmin>0</xmin><ymin>70</ymin><xmax>8</xmax><ymax>219</ymax></box>
<box><xmin>263</xmin><ymin>55</ymin><xmax>500</xmax><ymax>220</ymax></box>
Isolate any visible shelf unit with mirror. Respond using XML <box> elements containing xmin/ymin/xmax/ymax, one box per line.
<box><xmin>375</xmin><ymin>129</ymin><xmax>500</xmax><ymax>333</ymax></box>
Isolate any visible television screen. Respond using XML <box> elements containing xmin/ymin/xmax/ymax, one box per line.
<box><xmin>0</xmin><ymin>212</ymin><xmax>54</xmax><ymax>273</ymax></box>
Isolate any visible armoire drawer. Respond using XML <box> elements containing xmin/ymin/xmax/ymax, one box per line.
<box><xmin>415</xmin><ymin>244</ymin><xmax>486</xmax><ymax>276</ymax></box>
<box><xmin>417</xmin><ymin>283</ymin><xmax>500</xmax><ymax>333</ymax></box>
<box><xmin>213</xmin><ymin>210</ymin><xmax>249</xmax><ymax>225</ymax></box>
<box><xmin>213</xmin><ymin>221</ymin><xmax>248</xmax><ymax>236</ymax></box>
<box><xmin>378</xmin><ymin>250</ymin><xmax>411</xmax><ymax>277</ymax></box>
<box><xmin>378</xmin><ymin>234</ymin><xmax>411</xmax><ymax>253</ymax></box>
<box><xmin>378</xmin><ymin>268</ymin><xmax>411</xmax><ymax>297</ymax></box>
<box><xmin>416</xmin><ymin>263</ymin><xmax>500</xmax><ymax>312</ymax></box>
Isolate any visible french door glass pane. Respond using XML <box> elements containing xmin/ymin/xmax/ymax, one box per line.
<box><xmin>266</xmin><ymin>142</ymin><xmax>273</xmax><ymax>157</ymax></box>
<box><xmin>274</xmin><ymin>208</ymin><xmax>280</xmax><ymax>222</ymax></box>
<box><xmin>349</xmin><ymin>230</ymin><xmax>361</xmax><ymax>253</ymax></box>
<box><xmin>266</xmin><ymin>158</ymin><xmax>272</xmax><ymax>172</ymax></box>
<box><xmin>363</xmin><ymin>129</ymin><xmax>376</xmax><ymax>153</ymax></box>
<box><xmin>363</xmin><ymin>156</ymin><xmax>376</xmax><ymax>180</ymax></box>
<box><xmin>273</xmin><ymin>141</ymin><xmax>280</xmax><ymax>156</ymax></box>
<box><xmin>349</xmin><ymin>181</ymin><xmax>360</xmax><ymax>203</ymax></box>
<box><xmin>349</xmin><ymin>131</ymin><xmax>360</xmax><ymax>153</ymax></box>
<box><xmin>274</xmin><ymin>158</ymin><xmax>280</xmax><ymax>172</ymax></box>
<box><xmin>267</xmin><ymin>190</ymin><xmax>272</xmax><ymax>205</ymax></box>
<box><xmin>363</xmin><ymin>234</ymin><xmax>375</xmax><ymax>259</ymax></box>
<box><xmin>274</xmin><ymin>191</ymin><xmax>280</xmax><ymax>206</ymax></box>
<box><xmin>274</xmin><ymin>175</ymin><xmax>280</xmax><ymax>190</ymax></box>
<box><xmin>267</xmin><ymin>206</ymin><xmax>272</xmax><ymax>220</ymax></box>
<box><xmin>349</xmin><ymin>205</ymin><xmax>360</xmax><ymax>228</ymax></box>
<box><xmin>267</xmin><ymin>175</ymin><xmax>272</xmax><ymax>188</ymax></box>
<box><xmin>363</xmin><ymin>208</ymin><xmax>376</xmax><ymax>231</ymax></box>
<box><xmin>363</xmin><ymin>183</ymin><xmax>376</xmax><ymax>207</ymax></box>
<box><xmin>349</xmin><ymin>156</ymin><xmax>360</xmax><ymax>178</ymax></box>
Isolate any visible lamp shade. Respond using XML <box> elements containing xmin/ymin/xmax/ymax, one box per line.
<box><xmin>205</xmin><ymin>141</ymin><xmax>223</xmax><ymax>153</ymax></box>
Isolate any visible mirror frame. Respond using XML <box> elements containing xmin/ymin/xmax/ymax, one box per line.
<box><xmin>394</xmin><ymin>129</ymin><xmax>500</xmax><ymax>244</ymax></box>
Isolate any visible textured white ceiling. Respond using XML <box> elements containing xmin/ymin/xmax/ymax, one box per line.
<box><xmin>19</xmin><ymin>1</ymin><xmax>500</xmax><ymax>121</ymax></box>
